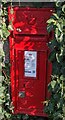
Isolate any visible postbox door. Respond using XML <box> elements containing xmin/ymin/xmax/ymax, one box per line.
<box><xmin>14</xmin><ymin>48</ymin><xmax>48</xmax><ymax>114</ymax></box>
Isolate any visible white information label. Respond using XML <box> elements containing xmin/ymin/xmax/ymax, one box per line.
<box><xmin>24</xmin><ymin>51</ymin><xmax>37</xmax><ymax>77</ymax></box>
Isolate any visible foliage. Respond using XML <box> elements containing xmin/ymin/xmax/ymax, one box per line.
<box><xmin>44</xmin><ymin>1</ymin><xmax>65</xmax><ymax>120</ymax></box>
<box><xmin>0</xmin><ymin>1</ymin><xmax>11</xmax><ymax>120</ymax></box>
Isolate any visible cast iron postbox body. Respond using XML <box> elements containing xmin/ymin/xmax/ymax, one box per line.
<box><xmin>8</xmin><ymin>7</ymin><xmax>53</xmax><ymax>117</ymax></box>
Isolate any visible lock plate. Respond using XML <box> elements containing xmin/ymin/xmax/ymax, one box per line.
<box><xmin>19</xmin><ymin>91</ymin><xmax>25</xmax><ymax>98</ymax></box>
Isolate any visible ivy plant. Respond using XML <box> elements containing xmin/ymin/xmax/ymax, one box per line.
<box><xmin>0</xmin><ymin>1</ymin><xmax>11</xmax><ymax>120</ymax></box>
<box><xmin>44</xmin><ymin>2</ymin><xmax>65</xmax><ymax>120</ymax></box>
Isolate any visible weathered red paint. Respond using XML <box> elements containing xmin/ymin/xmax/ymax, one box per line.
<box><xmin>8</xmin><ymin>7</ymin><xmax>53</xmax><ymax>117</ymax></box>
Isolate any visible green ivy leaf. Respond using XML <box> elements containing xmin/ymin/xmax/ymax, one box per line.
<box><xmin>62</xmin><ymin>5</ymin><xmax>65</xmax><ymax>13</ymax></box>
<box><xmin>63</xmin><ymin>105</ymin><xmax>65</xmax><ymax>114</ymax></box>
<box><xmin>10</xmin><ymin>8</ymin><xmax>14</xmax><ymax>14</ymax></box>
<box><xmin>56</xmin><ymin>53</ymin><xmax>63</xmax><ymax>63</ymax></box>
<box><xmin>63</xmin><ymin>19</ymin><xmax>65</xmax><ymax>27</ymax></box>
<box><xmin>53</xmin><ymin>13</ymin><xmax>59</xmax><ymax>19</ymax></box>
<box><xmin>56</xmin><ymin>2</ymin><xmax>62</xmax><ymax>7</ymax></box>
<box><xmin>47</xmin><ymin>18</ymin><xmax>56</xmax><ymax>24</ymax></box>
<box><xmin>8</xmin><ymin>24</ymin><xmax>13</xmax><ymax>31</ymax></box>
<box><xmin>60</xmin><ymin>75</ymin><xmax>65</xmax><ymax>81</ymax></box>
<box><xmin>56</xmin><ymin>22</ymin><xmax>62</xmax><ymax>32</ymax></box>
<box><xmin>51</xmin><ymin>80</ymin><xmax>56</xmax><ymax>89</ymax></box>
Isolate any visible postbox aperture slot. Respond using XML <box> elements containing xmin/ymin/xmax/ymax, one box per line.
<box><xmin>24</xmin><ymin>51</ymin><xmax>37</xmax><ymax>78</ymax></box>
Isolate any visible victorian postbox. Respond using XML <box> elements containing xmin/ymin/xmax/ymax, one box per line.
<box><xmin>8</xmin><ymin>7</ymin><xmax>53</xmax><ymax>117</ymax></box>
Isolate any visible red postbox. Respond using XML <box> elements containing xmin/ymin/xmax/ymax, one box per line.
<box><xmin>8</xmin><ymin>7</ymin><xmax>53</xmax><ymax>117</ymax></box>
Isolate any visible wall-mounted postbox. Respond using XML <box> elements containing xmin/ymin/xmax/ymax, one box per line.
<box><xmin>8</xmin><ymin>7</ymin><xmax>53</xmax><ymax>117</ymax></box>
